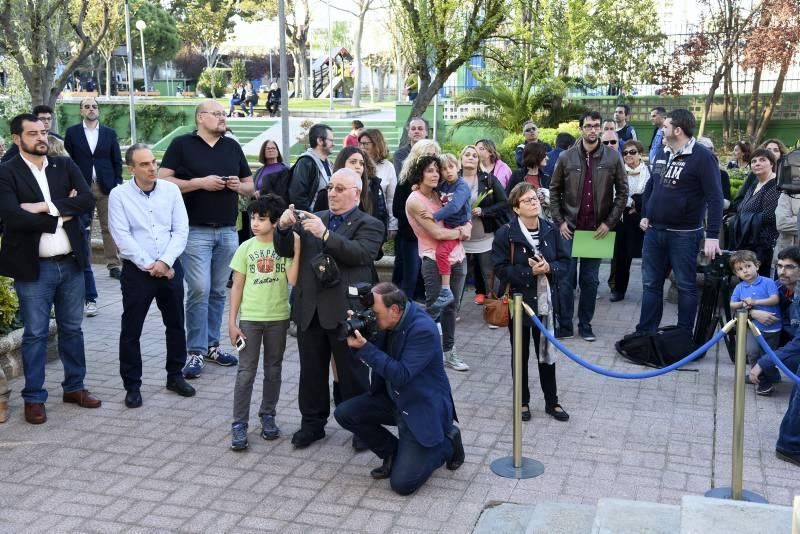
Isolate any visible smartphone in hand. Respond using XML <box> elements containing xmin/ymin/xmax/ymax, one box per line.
<box><xmin>235</xmin><ymin>336</ymin><xmax>246</xmax><ymax>351</ymax></box>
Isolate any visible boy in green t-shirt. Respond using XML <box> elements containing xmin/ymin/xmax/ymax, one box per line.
<box><xmin>228</xmin><ymin>194</ymin><xmax>299</xmax><ymax>450</ymax></box>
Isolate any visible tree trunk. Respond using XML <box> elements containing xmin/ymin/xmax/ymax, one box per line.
<box><xmin>104</xmin><ymin>56</ymin><xmax>112</xmax><ymax>97</ymax></box>
<box><xmin>698</xmin><ymin>63</ymin><xmax>726</xmax><ymax>138</ymax></box>
<box><xmin>722</xmin><ymin>63</ymin><xmax>732</xmax><ymax>145</ymax></box>
<box><xmin>368</xmin><ymin>65</ymin><xmax>374</xmax><ymax>104</ymax></box>
<box><xmin>291</xmin><ymin>50</ymin><xmax>300</xmax><ymax>98</ymax></box>
<box><xmin>377</xmin><ymin>68</ymin><xmax>385</xmax><ymax>102</ymax></box>
<box><xmin>350</xmin><ymin>6</ymin><xmax>366</xmax><ymax>108</ymax></box>
<box><xmin>755</xmin><ymin>57</ymin><xmax>791</xmax><ymax>143</ymax></box>
<box><xmin>745</xmin><ymin>64</ymin><xmax>762</xmax><ymax>140</ymax></box>
<box><xmin>399</xmin><ymin>69</ymin><xmax>449</xmax><ymax>146</ymax></box>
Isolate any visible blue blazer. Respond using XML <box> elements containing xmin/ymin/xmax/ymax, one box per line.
<box><xmin>64</xmin><ymin>123</ymin><xmax>123</xmax><ymax>194</ymax></box>
<box><xmin>354</xmin><ymin>301</ymin><xmax>455</xmax><ymax>447</ymax></box>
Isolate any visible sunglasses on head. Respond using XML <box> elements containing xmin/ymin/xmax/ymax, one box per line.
<box><xmin>622</xmin><ymin>149</ymin><xmax>638</xmax><ymax>156</ymax></box>
<box><xmin>602</xmin><ymin>140</ymin><xmax>618</xmax><ymax>145</ymax></box>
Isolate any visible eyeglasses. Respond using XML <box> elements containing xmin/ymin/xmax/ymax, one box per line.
<box><xmin>200</xmin><ymin>111</ymin><xmax>226</xmax><ymax>118</ymax></box>
<box><xmin>324</xmin><ymin>137</ymin><xmax>335</xmax><ymax>144</ymax></box>
<box><xmin>622</xmin><ymin>149</ymin><xmax>638</xmax><ymax>156</ymax></box>
<box><xmin>327</xmin><ymin>184</ymin><xmax>359</xmax><ymax>193</ymax></box>
<box><xmin>518</xmin><ymin>197</ymin><xmax>539</xmax><ymax>206</ymax></box>
<box><xmin>359</xmin><ymin>140</ymin><xmax>373</xmax><ymax>146</ymax></box>
<box><xmin>602</xmin><ymin>140</ymin><xmax>618</xmax><ymax>145</ymax></box>
<box><xmin>582</xmin><ymin>124</ymin><xmax>601</xmax><ymax>130</ymax></box>
<box><xmin>82</xmin><ymin>105</ymin><xmax>98</xmax><ymax>109</ymax></box>
<box><xmin>523</xmin><ymin>127</ymin><xmax>537</xmax><ymax>133</ymax></box>
<box><xmin>38</xmin><ymin>116</ymin><xmax>53</xmax><ymax>122</ymax></box>
<box><xmin>777</xmin><ymin>264</ymin><xmax>799</xmax><ymax>270</ymax></box>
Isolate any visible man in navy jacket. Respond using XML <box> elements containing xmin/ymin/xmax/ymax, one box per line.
<box><xmin>335</xmin><ymin>282</ymin><xmax>465</xmax><ymax>495</ymax></box>
<box><xmin>64</xmin><ymin>97</ymin><xmax>123</xmax><ymax>279</ymax></box>
<box><xmin>637</xmin><ymin>108</ymin><xmax>723</xmax><ymax>334</ymax></box>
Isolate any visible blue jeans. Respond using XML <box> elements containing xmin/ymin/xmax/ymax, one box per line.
<box><xmin>421</xmin><ymin>258</ymin><xmax>466</xmax><ymax>352</ymax></box>
<box><xmin>558</xmin><ymin>246</ymin><xmax>600</xmax><ymax>331</ymax></box>
<box><xmin>777</xmin><ymin>363</ymin><xmax>800</xmax><ymax>456</ymax></box>
<box><xmin>181</xmin><ymin>226</ymin><xmax>238</xmax><ymax>354</ymax></box>
<box><xmin>637</xmin><ymin>228</ymin><xmax>702</xmax><ymax>334</ymax></box>
<box><xmin>82</xmin><ymin>225</ymin><xmax>98</xmax><ymax>302</ymax></box>
<box><xmin>15</xmin><ymin>257</ymin><xmax>87</xmax><ymax>403</ymax></box>
<box><xmin>392</xmin><ymin>233</ymin><xmax>424</xmax><ymax>300</ymax></box>
<box><xmin>334</xmin><ymin>392</ymin><xmax>454</xmax><ymax>495</ymax></box>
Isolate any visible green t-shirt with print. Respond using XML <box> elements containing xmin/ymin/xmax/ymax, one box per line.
<box><xmin>229</xmin><ymin>237</ymin><xmax>292</xmax><ymax>321</ymax></box>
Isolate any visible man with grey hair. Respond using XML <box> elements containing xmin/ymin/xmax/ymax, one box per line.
<box><xmin>158</xmin><ymin>100</ymin><xmax>254</xmax><ymax>379</ymax></box>
<box><xmin>109</xmin><ymin>144</ymin><xmax>193</xmax><ymax>408</ymax></box>
<box><xmin>275</xmin><ymin>168</ymin><xmax>385</xmax><ymax>449</ymax></box>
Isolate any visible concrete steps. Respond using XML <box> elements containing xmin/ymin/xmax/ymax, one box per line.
<box><xmin>473</xmin><ymin>496</ymin><xmax>794</xmax><ymax>534</ymax></box>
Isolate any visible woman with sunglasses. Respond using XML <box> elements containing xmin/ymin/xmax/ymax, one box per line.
<box><xmin>492</xmin><ymin>183</ymin><xmax>571</xmax><ymax>421</ymax></box>
<box><xmin>610</xmin><ymin>140</ymin><xmax>650</xmax><ymax>302</ymax></box>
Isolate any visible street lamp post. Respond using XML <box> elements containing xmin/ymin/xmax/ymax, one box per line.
<box><xmin>327</xmin><ymin>0</ymin><xmax>333</xmax><ymax>111</ymax></box>
<box><xmin>135</xmin><ymin>19</ymin><xmax>148</xmax><ymax>95</ymax></box>
<box><xmin>123</xmin><ymin>0</ymin><xmax>137</xmax><ymax>142</ymax></box>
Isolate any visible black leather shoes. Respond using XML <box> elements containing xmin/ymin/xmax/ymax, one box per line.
<box><xmin>166</xmin><ymin>377</ymin><xmax>196</xmax><ymax>397</ymax></box>
<box><xmin>370</xmin><ymin>454</ymin><xmax>393</xmax><ymax>479</ymax></box>
<box><xmin>545</xmin><ymin>404</ymin><xmax>570</xmax><ymax>422</ymax></box>
<box><xmin>609</xmin><ymin>292</ymin><xmax>624</xmax><ymax>302</ymax></box>
<box><xmin>291</xmin><ymin>427</ymin><xmax>325</xmax><ymax>449</ymax></box>
<box><xmin>776</xmin><ymin>449</ymin><xmax>800</xmax><ymax>467</ymax></box>
<box><xmin>446</xmin><ymin>426</ymin><xmax>465</xmax><ymax>470</ymax></box>
<box><xmin>125</xmin><ymin>390</ymin><xmax>142</xmax><ymax>408</ymax></box>
<box><xmin>521</xmin><ymin>405</ymin><xmax>532</xmax><ymax>422</ymax></box>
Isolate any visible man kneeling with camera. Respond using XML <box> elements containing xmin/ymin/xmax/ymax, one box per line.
<box><xmin>334</xmin><ymin>282</ymin><xmax>465</xmax><ymax>495</ymax></box>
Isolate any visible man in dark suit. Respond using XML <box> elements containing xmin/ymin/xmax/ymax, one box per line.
<box><xmin>274</xmin><ymin>168</ymin><xmax>385</xmax><ymax>449</ymax></box>
<box><xmin>334</xmin><ymin>282</ymin><xmax>465</xmax><ymax>495</ymax></box>
<box><xmin>64</xmin><ymin>97</ymin><xmax>123</xmax><ymax>279</ymax></box>
<box><xmin>0</xmin><ymin>113</ymin><xmax>100</xmax><ymax>424</ymax></box>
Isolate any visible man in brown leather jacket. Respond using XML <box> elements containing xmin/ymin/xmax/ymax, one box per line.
<box><xmin>549</xmin><ymin>110</ymin><xmax>628</xmax><ymax>341</ymax></box>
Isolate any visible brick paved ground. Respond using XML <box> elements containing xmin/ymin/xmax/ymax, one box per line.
<box><xmin>1</xmin><ymin>263</ymin><xmax>798</xmax><ymax>532</ymax></box>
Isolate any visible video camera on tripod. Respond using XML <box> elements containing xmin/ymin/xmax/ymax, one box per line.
<box><xmin>695</xmin><ymin>249</ymin><xmax>736</xmax><ymax>360</ymax></box>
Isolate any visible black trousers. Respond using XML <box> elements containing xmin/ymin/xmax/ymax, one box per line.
<box><xmin>296</xmin><ymin>312</ymin><xmax>369</xmax><ymax>431</ymax></box>
<box><xmin>507</xmin><ymin>321</ymin><xmax>558</xmax><ymax>407</ymax></box>
<box><xmin>119</xmin><ymin>260</ymin><xmax>187</xmax><ymax>391</ymax></box>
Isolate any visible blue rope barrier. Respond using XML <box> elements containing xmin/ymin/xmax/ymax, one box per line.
<box><xmin>752</xmin><ymin>332</ymin><xmax>800</xmax><ymax>386</ymax></box>
<box><xmin>524</xmin><ymin>308</ymin><xmax>729</xmax><ymax>379</ymax></box>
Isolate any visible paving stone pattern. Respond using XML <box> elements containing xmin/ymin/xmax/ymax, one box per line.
<box><xmin>1</xmin><ymin>264</ymin><xmax>798</xmax><ymax>532</ymax></box>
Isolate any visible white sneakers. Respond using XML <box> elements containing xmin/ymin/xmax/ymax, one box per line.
<box><xmin>444</xmin><ymin>349</ymin><xmax>470</xmax><ymax>371</ymax></box>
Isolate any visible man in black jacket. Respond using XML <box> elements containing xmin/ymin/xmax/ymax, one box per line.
<box><xmin>275</xmin><ymin>168</ymin><xmax>384</xmax><ymax>449</ymax></box>
<box><xmin>64</xmin><ymin>97</ymin><xmax>123</xmax><ymax>279</ymax></box>
<box><xmin>288</xmin><ymin>123</ymin><xmax>334</xmax><ymax>212</ymax></box>
<box><xmin>550</xmin><ymin>111</ymin><xmax>628</xmax><ymax>341</ymax></box>
<box><xmin>0</xmin><ymin>114</ymin><xmax>100</xmax><ymax>424</ymax></box>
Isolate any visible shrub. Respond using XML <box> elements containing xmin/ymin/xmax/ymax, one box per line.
<box><xmin>498</xmin><ymin>134</ymin><xmax>524</xmax><ymax>166</ymax></box>
<box><xmin>197</xmin><ymin>68</ymin><xmax>228</xmax><ymax>98</ymax></box>
<box><xmin>0</xmin><ymin>277</ymin><xmax>18</xmax><ymax>335</ymax></box>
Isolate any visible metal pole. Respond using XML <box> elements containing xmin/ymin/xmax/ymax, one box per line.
<box><xmin>793</xmin><ymin>496</ymin><xmax>799</xmax><ymax>534</ymax></box>
<box><xmin>327</xmin><ymin>0</ymin><xmax>333</xmax><ymax>111</ymax></box>
<box><xmin>512</xmin><ymin>293</ymin><xmax>523</xmax><ymax>468</ymax></box>
<box><xmin>731</xmin><ymin>307</ymin><xmax>748</xmax><ymax>500</ymax></box>
<box><xmin>705</xmin><ymin>308</ymin><xmax>766</xmax><ymax>503</ymax></box>
<box><xmin>124</xmin><ymin>0</ymin><xmax>137</xmax><ymax>143</ymax></box>
<box><xmin>490</xmin><ymin>294</ymin><xmax>544</xmax><ymax>479</ymax></box>
<box><xmin>138</xmin><ymin>28</ymin><xmax>148</xmax><ymax>95</ymax></box>
<box><xmin>433</xmin><ymin>94</ymin><xmax>438</xmax><ymax>143</ymax></box>
<box><xmin>278</xmin><ymin>0</ymin><xmax>290</xmax><ymax>159</ymax></box>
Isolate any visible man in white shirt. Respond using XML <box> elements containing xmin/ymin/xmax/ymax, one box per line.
<box><xmin>0</xmin><ymin>113</ymin><xmax>100</xmax><ymax>424</ymax></box>
<box><xmin>109</xmin><ymin>144</ymin><xmax>194</xmax><ymax>408</ymax></box>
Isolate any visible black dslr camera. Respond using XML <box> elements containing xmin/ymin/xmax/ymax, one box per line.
<box><xmin>336</xmin><ymin>283</ymin><xmax>378</xmax><ymax>340</ymax></box>
<box><xmin>698</xmin><ymin>249</ymin><xmax>734</xmax><ymax>278</ymax></box>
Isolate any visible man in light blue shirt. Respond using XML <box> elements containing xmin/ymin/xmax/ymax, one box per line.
<box><xmin>649</xmin><ymin>106</ymin><xmax>666</xmax><ymax>163</ymax></box>
<box><xmin>108</xmin><ymin>144</ymin><xmax>194</xmax><ymax>408</ymax></box>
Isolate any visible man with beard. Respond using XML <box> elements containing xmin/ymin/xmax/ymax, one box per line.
<box><xmin>0</xmin><ymin>114</ymin><xmax>98</xmax><ymax>424</ymax></box>
<box><xmin>158</xmin><ymin>100</ymin><xmax>255</xmax><ymax>379</ymax></box>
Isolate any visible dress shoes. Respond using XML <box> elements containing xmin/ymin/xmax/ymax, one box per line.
<box><xmin>125</xmin><ymin>390</ymin><xmax>143</xmax><ymax>408</ymax></box>
<box><xmin>291</xmin><ymin>427</ymin><xmax>325</xmax><ymax>449</ymax></box>
<box><xmin>166</xmin><ymin>377</ymin><xmax>196</xmax><ymax>397</ymax></box>
<box><xmin>63</xmin><ymin>389</ymin><xmax>102</xmax><ymax>408</ymax></box>
<box><xmin>446</xmin><ymin>425</ymin><xmax>465</xmax><ymax>470</ymax></box>
<box><xmin>370</xmin><ymin>454</ymin><xmax>393</xmax><ymax>479</ymax></box>
<box><xmin>776</xmin><ymin>449</ymin><xmax>800</xmax><ymax>467</ymax></box>
<box><xmin>24</xmin><ymin>402</ymin><xmax>47</xmax><ymax>424</ymax></box>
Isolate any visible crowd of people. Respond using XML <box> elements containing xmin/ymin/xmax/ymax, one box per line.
<box><xmin>0</xmin><ymin>97</ymin><xmax>798</xmax><ymax>498</ymax></box>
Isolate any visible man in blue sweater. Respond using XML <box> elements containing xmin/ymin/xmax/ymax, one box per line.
<box><xmin>636</xmin><ymin>108</ymin><xmax>723</xmax><ymax>334</ymax></box>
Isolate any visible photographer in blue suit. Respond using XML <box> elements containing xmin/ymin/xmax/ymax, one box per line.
<box><xmin>334</xmin><ymin>282</ymin><xmax>465</xmax><ymax>495</ymax></box>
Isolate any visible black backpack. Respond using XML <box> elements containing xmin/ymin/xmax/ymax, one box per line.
<box><xmin>776</xmin><ymin>147</ymin><xmax>800</xmax><ymax>194</ymax></box>
<box><xmin>616</xmin><ymin>326</ymin><xmax>698</xmax><ymax>368</ymax></box>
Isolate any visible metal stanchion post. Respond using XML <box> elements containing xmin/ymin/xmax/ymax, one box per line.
<box><xmin>705</xmin><ymin>308</ymin><xmax>766</xmax><ymax>502</ymax></box>
<box><xmin>491</xmin><ymin>294</ymin><xmax>545</xmax><ymax>479</ymax></box>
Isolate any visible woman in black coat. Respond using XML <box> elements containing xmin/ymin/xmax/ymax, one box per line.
<box><xmin>492</xmin><ymin>182</ymin><xmax>571</xmax><ymax>422</ymax></box>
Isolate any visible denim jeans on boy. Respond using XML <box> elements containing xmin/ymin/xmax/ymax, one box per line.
<box><xmin>334</xmin><ymin>391</ymin><xmax>454</xmax><ymax>495</ymax></box>
<box><xmin>637</xmin><ymin>227</ymin><xmax>703</xmax><ymax>334</ymax></box>
<box><xmin>558</xmin><ymin>244</ymin><xmax>600</xmax><ymax>332</ymax></box>
<box><xmin>777</xmin><ymin>363</ymin><xmax>800</xmax><ymax>456</ymax></box>
<box><xmin>15</xmin><ymin>257</ymin><xmax>87</xmax><ymax>403</ymax></box>
<box><xmin>181</xmin><ymin>226</ymin><xmax>238</xmax><ymax>354</ymax></box>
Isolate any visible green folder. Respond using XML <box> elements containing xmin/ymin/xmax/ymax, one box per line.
<box><xmin>571</xmin><ymin>230</ymin><xmax>616</xmax><ymax>259</ymax></box>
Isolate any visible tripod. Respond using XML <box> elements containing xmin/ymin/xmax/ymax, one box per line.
<box><xmin>693</xmin><ymin>251</ymin><xmax>736</xmax><ymax>361</ymax></box>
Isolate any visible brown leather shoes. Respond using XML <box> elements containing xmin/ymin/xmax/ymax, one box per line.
<box><xmin>24</xmin><ymin>402</ymin><xmax>47</xmax><ymax>424</ymax></box>
<box><xmin>63</xmin><ymin>389</ymin><xmax>102</xmax><ymax>408</ymax></box>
